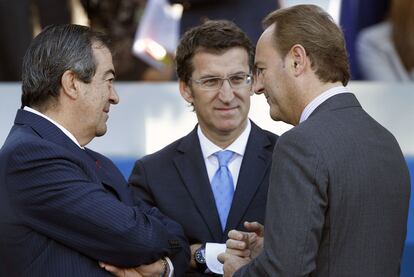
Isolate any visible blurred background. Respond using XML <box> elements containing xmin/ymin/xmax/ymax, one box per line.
<box><xmin>0</xmin><ymin>0</ymin><xmax>412</xmax><ymax>275</ymax></box>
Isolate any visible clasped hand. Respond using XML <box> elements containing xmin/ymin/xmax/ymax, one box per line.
<box><xmin>99</xmin><ymin>258</ymin><xmax>167</xmax><ymax>277</ymax></box>
<box><xmin>218</xmin><ymin>221</ymin><xmax>264</xmax><ymax>277</ymax></box>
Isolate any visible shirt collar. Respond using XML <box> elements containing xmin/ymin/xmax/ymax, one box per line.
<box><xmin>198</xmin><ymin>120</ymin><xmax>251</xmax><ymax>159</ymax></box>
<box><xmin>23</xmin><ymin>106</ymin><xmax>84</xmax><ymax>149</ymax></box>
<box><xmin>299</xmin><ymin>85</ymin><xmax>349</xmax><ymax>123</ymax></box>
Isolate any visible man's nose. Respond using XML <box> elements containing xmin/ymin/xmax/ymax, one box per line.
<box><xmin>110</xmin><ymin>87</ymin><xmax>119</xmax><ymax>104</ymax></box>
<box><xmin>218</xmin><ymin>80</ymin><xmax>235</xmax><ymax>103</ymax></box>
<box><xmin>253</xmin><ymin>78</ymin><xmax>264</xmax><ymax>95</ymax></box>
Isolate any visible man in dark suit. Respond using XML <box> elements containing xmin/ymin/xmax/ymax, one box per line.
<box><xmin>129</xmin><ymin>20</ymin><xmax>278</xmax><ymax>276</ymax></box>
<box><xmin>218</xmin><ymin>5</ymin><xmax>411</xmax><ymax>277</ymax></box>
<box><xmin>0</xmin><ymin>24</ymin><xmax>189</xmax><ymax>277</ymax></box>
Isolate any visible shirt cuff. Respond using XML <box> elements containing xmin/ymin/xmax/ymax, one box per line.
<box><xmin>165</xmin><ymin>257</ymin><xmax>174</xmax><ymax>277</ymax></box>
<box><xmin>205</xmin><ymin>242</ymin><xmax>226</xmax><ymax>274</ymax></box>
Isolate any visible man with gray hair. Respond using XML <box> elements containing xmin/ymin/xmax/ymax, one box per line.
<box><xmin>0</xmin><ymin>24</ymin><xmax>189</xmax><ymax>276</ymax></box>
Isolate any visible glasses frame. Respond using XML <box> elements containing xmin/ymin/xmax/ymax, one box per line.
<box><xmin>190</xmin><ymin>73</ymin><xmax>253</xmax><ymax>91</ymax></box>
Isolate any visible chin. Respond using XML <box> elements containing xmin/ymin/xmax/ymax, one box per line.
<box><xmin>216</xmin><ymin>119</ymin><xmax>246</xmax><ymax>133</ymax></box>
<box><xmin>270</xmin><ymin>112</ymin><xmax>280</xmax><ymax>122</ymax></box>
<box><xmin>95</xmin><ymin>126</ymin><xmax>107</xmax><ymax>137</ymax></box>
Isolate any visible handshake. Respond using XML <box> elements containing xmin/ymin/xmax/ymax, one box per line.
<box><xmin>218</xmin><ymin>221</ymin><xmax>264</xmax><ymax>277</ymax></box>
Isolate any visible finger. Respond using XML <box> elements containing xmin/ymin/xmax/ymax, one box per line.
<box><xmin>226</xmin><ymin>247</ymin><xmax>251</xmax><ymax>258</ymax></box>
<box><xmin>226</xmin><ymin>238</ymin><xmax>247</xmax><ymax>250</ymax></box>
<box><xmin>99</xmin><ymin>262</ymin><xmax>122</xmax><ymax>275</ymax></box>
<box><xmin>228</xmin><ymin>229</ymin><xmax>245</xmax><ymax>240</ymax></box>
<box><xmin>243</xmin><ymin>232</ymin><xmax>250</xmax><ymax>250</ymax></box>
<box><xmin>217</xmin><ymin>252</ymin><xmax>230</xmax><ymax>264</ymax></box>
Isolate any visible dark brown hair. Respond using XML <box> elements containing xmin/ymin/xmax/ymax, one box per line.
<box><xmin>263</xmin><ymin>5</ymin><xmax>350</xmax><ymax>85</ymax></box>
<box><xmin>175</xmin><ymin>20</ymin><xmax>254</xmax><ymax>84</ymax></box>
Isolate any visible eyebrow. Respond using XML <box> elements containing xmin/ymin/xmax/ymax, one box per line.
<box><xmin>199</xmin><ymin>71</ymin><xmax>249</xmax><ymax>79</ymax></box>
<box><xmin>103</xmin><ymin>69</ymin><xmax>116</xmax><ymax>79</ymax></box>
<box><xmin>254</xmin><ymin>62</ymin><xmax>262</xmax><ymax>68</ymax></box>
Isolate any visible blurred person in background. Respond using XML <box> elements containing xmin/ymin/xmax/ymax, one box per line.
<box><xmin>0</xmin><ymin>0</ymin><xmax>71</xmax><ymax>81</ymax></box>
<box><xmin>127</xmin><ymin>20</ymin><xmax>278</xmax><ymax>276</ymax></box>
<box><xmin>356</xmin><ymin>0</ymin><xmax>414</xmax><ymax>81</ymax></box>
<box><xmin>81</xmin><ymin>0</ymin><xmax>174</xmax><ymax>81</ymax></box>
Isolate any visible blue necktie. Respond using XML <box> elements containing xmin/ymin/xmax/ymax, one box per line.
<box><xmin>211</xmin><ymin>150</ymin><xmax>235</xmax><ymax>231</ymax></box>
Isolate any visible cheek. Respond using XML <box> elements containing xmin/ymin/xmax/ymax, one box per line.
<box><xmin>193</xmin><ymin>93</ymin><xmax>216</xmax><ymax>109</ymax></box>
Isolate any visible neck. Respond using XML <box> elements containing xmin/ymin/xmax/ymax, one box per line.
<box><xmin>293</xmin><ymin>81</ymin><xmax>342</xmax><ymax>125</ymax></box>
<box><xmin>42</xmin><ymin>107</ymin><xmax>92</xmax><ymax>147</ymax></box>
<box><xmin>199</xmin><ymin>120</ymin><xmax>247</xmax><ymax>149</ymax></box>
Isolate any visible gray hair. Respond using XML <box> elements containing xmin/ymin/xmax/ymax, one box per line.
<box><xmin>21</xmin><ymin>24</ymin><xmax>111</xmax><ymax>109</ymax></box>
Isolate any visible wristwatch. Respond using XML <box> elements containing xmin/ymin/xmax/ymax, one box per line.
<box><xmin>194</xmin><ymin>244</ymin><xmax>207</xmax><ymax>272</ymax></box>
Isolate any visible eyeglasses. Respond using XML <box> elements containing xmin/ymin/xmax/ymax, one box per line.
<box><xmin>190</xmin><ymin>73</ymin><xmax>253</xmax><ymax>91</ymax></box>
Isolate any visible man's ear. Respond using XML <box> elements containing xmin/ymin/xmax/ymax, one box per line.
<box><xmin>289</xmin><ymin>44</ymin><xmax>307</xmax><ymax>76</ymax></box>
<box><xmin>61</xmin><ymin>70</ymin><xmax>80</xmax><ymax>100</ymax></box>
<box><xmin>179</xmin><ymin>80</ymin><xmax>194</xmax><ymax>104</ymax></box>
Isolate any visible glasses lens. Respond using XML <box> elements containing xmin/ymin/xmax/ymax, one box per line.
<box><xmin>229</xmin><ymin>74</ymin><xmax>252</xmax><ymax>88</ymax></box>
<box><xmin>200</xmin><ymin>78</ymin><xmax>221</xmax><ymax>89</ymax></box>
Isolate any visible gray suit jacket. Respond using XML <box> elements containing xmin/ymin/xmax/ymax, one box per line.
<box><xmin>235</xmin><ymin>93</ymin><xmax>410</xmax><ymax>277</ymax></box>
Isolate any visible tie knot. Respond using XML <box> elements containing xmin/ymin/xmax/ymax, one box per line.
<box><xmin>214</xmin><ymin>150</ymin><xmax>234</xmax><ymax>167</ymax></box>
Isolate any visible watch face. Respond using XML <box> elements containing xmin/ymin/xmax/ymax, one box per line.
<box><xmin>195</xmin><ymin>247</ymin><xmax>206</xmax><ymax>264</ymax></box>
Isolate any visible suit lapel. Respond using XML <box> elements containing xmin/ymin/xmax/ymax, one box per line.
<box><xmin>15</xmin><ymin>109</ymin><xmax>91</xmax><ymax>160</ymax></box>
<box><xmin>173</xmin><ymin>127</ymin><xmax>223</xmax><ymax>242</ymax></box>
<box><xmin>224</xmin><ymin>122</ymin><xmax>274</xmax><ymax>235</ymax></box>
<box><xmin>84</xmin><ymin>149</ymin><xmax>132</xmax><ymax>203</ymax></box>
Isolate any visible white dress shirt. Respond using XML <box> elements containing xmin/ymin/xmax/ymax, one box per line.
<box><xmin>197</xmin><ymin>120</ymin><xmax>251</xmax><ymax>274</ymax></box>
<box><xmin>299</xmin><ymin>86</ymin><xmax>349</xmax><ymax>123</ymax></box>
<box><xmin>24</xmin><ymin>106</ymin><xmax>83</xmax><ymax>148</ymax></box>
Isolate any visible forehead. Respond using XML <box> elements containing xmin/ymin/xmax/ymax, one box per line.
<box><xmin>191</xmin><ymin>47</ymin><xmax>250</xmax><ymax>76</ymax></box>
<box><xmin>255</xmin><ymin>25</ymin><xmax>281</xmax><ymax>64</ymax></box>
<box><xmin>92</xmin><ymin>43</ymin><xmax>114</xmax><ymax>72</ymax></box>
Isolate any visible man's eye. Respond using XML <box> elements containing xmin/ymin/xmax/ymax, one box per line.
<box><xmin>202</xmin><ymin>78</ymin><xmax>219</xmax><ymax>87</ymax></box>
<box><xmin>229</xmin><ymin>75</ymin><xmax>245</xmax><ymax>84</ymax></box>
<box><xmin>255</xmin><ymin>68</ymin><xmax>265</xmax><ymax>76</ymax></box>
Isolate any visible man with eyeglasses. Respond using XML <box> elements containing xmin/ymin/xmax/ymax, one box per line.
<box><xmin>128</xmin><ymin>20</ymin><xmax>278</xmax><ymax>276</ymax></box>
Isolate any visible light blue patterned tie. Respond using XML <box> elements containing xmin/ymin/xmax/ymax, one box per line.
<box><xmin>211</xmin><ymin>150</ymin><xmax>235</xmax><ymax>231</ymax></box>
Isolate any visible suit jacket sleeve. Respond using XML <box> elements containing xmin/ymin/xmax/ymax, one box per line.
<box><xmin>6</xmin><ymin>141</ymin><xmax>184</xmax><ymax>268</ymax></box>
<box><xmin>235</xmin><ymin>129</ymin><xmax>329</xmax><ymax>276</ymax></box>
<box><xmin>129</xmin><ymin>159</ymin><xmax>157</xmax><ymax>206</ymax></box>
<box><xmin>129</xmin><ymin>159</ymin><xmax>190</xmax><ymax>276</ymax></box>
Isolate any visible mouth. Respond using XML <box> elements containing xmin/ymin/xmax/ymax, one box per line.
<box><xmin>102</xmin><ymin>109</ymin><xmax>110</xmax><ymax>121</ymax></box>
<box><xmin>215</xmin><ymin>106</ymin><xmax>238</xmax><ymax>112</ymax></box>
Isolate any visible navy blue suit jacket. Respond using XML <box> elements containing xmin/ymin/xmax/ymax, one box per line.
<box><xmin>129</xmin><ymin>121</ymin><xmax>278</xmax><ymax>276</ymax></box>
<box><xmin>0</xmin><ymin>109</ymin><xmax>190</xmax><ymax>277</ymax></box>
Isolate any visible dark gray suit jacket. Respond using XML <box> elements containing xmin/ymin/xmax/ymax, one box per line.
<box><xmin>235</xmin><ymin>93</ymin><xmax>410</xmax><ymax>277</ymax></box>
<box><xmin>129</xmin><ymin>121</ymin><xmax>278</xmax><ymax>276</ymax></box>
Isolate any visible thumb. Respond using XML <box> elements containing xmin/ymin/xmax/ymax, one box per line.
<box><xmin>244</xmin><ymin>221</ymin><xmax>264</xmax><ymax>236</ymax></box>
<box><xmin>217</xmin><ymin>252</ymin><xmax>228</xmax><ymax>264</ymax></box>
<box><xmin>99</xmin><ymin>262</ymin><xmax>123</xmax><ymax>276</ymax></box>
